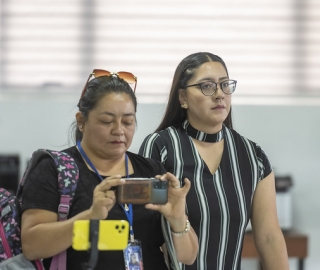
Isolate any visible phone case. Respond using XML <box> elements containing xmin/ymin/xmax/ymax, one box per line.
<box><xmin>72</xmin><ymin>220</ymin><xmax>129</xmax><ymax>251</ymax></box>
<box><xmin>117</xmin><ymin>179</ymin><xmax>152</xmax><ymax>204</ymax></box>
<box><xmin>116</xmin><ymin>178</ymin><xmax>168</xmax><ymax>204</ymax></box>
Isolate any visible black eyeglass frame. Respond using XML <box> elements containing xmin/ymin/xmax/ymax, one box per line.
<box><xmin>184</xmin><ymin>79</ymin><xmax>237</xmax><ymax>96</ymax></box>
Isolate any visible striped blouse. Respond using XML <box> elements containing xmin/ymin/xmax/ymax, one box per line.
<box><xmin>139</xmin><ymin>124</ymin><xmax>272</xmax><ymax>270</ymax></box>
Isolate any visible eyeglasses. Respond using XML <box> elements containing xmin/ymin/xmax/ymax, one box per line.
<box><xmin>184</xmin><ymin>79</ymin><xmax>237</xmax><ymax>96</ymax></box>
<box><xmin>79</xmin><ymin>69</ymin><xmax>137</xmax><ymax>99</ymax></box>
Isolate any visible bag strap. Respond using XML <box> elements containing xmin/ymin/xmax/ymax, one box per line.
<box><xmin>19</xmin><ymin>149</ymin><xmax>79</xmax><ymax>270</ymax></box>
<box><xmin>161</xmin><ymin>215</ymin><xmax>181</xmax><ymax>270</ymax></box>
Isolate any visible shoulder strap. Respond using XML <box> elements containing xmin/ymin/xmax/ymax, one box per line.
<box><xmin>161</xmin><ymin>215</ymin><xmax>181</xmax><ymax>270</ymax></box>
<box><xmin>19</xmin><ymin>149</ymin><xmax>79</xmax><ymax>270</ymax></box>
<box><xmin>45</xmin><ymin>150</ymin><xmax>79</xmax><ymax>221</ymax></box>
<box><xmin>19</xmin><ymin>149</ymin><xmax>79</xmax><ymax>219</ymax></box>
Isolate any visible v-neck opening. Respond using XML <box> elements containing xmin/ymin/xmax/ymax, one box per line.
<box><xmin>190</xmin><ymin>138</ymin><xmax>225</xmax><ymax>176</ymax></box>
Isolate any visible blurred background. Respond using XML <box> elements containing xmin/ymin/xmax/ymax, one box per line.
<box><xmin>0</xmin><ymin>0</ymin><xmax>319</xmax><ymax>269</ymax></box>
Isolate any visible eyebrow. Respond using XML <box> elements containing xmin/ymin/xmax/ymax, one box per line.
<box><xmin>99</xmin><ymin>112</ymin><xmax>135</xmax><ymax>117</ymax></box>
<box><xmin>200</xmin><ymin>76</ymin><xmax>229</xmax><ymax>82</ymax></box>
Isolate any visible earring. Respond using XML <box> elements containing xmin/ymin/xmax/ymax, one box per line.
<box><xmin>181</xmin><ymin>104</ymin><xmax>187</xmax><ymax>109</ymax></box>
<box><xmin>79</xmin><ymin>126</ymin><xmax>83</xmax><ymax>130</ymax></box>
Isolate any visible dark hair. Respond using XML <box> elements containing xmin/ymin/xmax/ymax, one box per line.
<box><xmin>155</xmin><ymin>52</ymin><xmax>233</xmax><ymax>131</ymax></box>
<box><xmin>70</xmin><ymin>75</ymin><xmax>137</xmax><ymax>144</ymax></box>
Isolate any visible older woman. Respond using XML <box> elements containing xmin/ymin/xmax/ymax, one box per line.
<box><xmin>21</xmin><ymin>70</ymin><xmax>198</xmax><ymax>270</ymax></box>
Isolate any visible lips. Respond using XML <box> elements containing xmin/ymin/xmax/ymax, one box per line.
<box><xmin>111</xmin><ymin>141</ymin><xmax>124</xmax><ymax>144</ymax></box>
<box><xmin>212</xmin><ymin>105</ymin><xmax>225</xmax><ymax>109</ymax></box>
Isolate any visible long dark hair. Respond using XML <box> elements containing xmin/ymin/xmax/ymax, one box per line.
<box><xmin>69</xmin><ymin>75</ymin><xmax>137</xmax><ymax>144</ymax></box>
<box><xmin>156</xmin><ymin>52</ymin><xmax>233</xmax><ymax>131</ymax></box>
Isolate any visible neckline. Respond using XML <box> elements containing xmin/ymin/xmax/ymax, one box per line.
<box><xmin>182</xmin><ymin>120</ymin><xmax>224</xmax><ymax>143</ymax></box>
<box><xmin>76</xmin><ymin>141</ymin><xmax>130</xmax><ymax>180</ymax></box>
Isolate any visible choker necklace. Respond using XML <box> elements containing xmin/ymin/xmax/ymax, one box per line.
<box><xmin>182</xmin><ymin>120</ymin><xmax>224</xmax><ymax>143</ymax></box>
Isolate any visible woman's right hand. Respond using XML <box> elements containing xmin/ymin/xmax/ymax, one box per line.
<box><xmin>88</xmin><ymin>175</ymin><xmax>125</xmax><ymax>219</ymax></box>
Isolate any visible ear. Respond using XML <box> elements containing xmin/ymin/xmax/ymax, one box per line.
<box><xmin>179</xmin><ymin>89</ymin><xmax>187</xmax><ymax>105</ymax></box>
<box><xmin>75</xmin><ymin>112</ymin><xmax>85</xmax><ymax>129</ymax></box>
<box><xmin>179</xmin><ymin>89</ymin><xmax>188</xmax><ymax>109</ymax></box>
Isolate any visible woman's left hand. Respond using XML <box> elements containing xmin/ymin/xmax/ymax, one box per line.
<box><xmin>145</xmin><ymin>172</ymin><xmax>190</xmax><ymax>221</ymax></box>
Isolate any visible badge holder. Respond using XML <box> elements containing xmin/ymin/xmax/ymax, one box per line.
<box><xmin>121</xmin><ymin>204</ymin><xmax>144</xmax><ymax>270</ymax></box>
<box><xmin>124</xmin><ymin>239</ymin><xmax>144</xmax><ymax>270</ymax></box>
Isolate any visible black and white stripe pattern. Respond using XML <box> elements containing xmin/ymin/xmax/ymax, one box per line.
<box><xmin>182</xmin><ymin>120</ymin><xmax>224</xmax><ymax>143</ymax></box>
<box><xmin>139</xmin><ymin>125</ymin><xmax>272</xmax><ymax>270</ymax></box>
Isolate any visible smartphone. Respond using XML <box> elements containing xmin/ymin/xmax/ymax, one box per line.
<box><xmin>116</xmin><ymin>178</ymin><xmax>168</xmax><ymax>205</ymax></box>
<box><xmin>72</xmin><ymin>220</ymin><xmax>129</xmax><ymax>251</ymax></box>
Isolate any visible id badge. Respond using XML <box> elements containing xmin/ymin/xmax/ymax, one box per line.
<box><xmin>123</xmin><ymin>239</ymin><xmax>144</xmax><ymax>270</ymax></box>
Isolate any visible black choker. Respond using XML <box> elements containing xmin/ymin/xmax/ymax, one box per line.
<box><xmin>182</xmin><ymin>120</ymin><xmax>224</xmax><ymax>143</ymax></box>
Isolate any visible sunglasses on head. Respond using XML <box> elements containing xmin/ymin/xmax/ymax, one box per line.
<box><xmin>79</xmin><ymin>69</ymin><xmax>137</xmax><ymax>99</ymax></box>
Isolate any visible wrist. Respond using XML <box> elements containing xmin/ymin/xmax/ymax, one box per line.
<box><xmin>170</xmin><ymin>219</ymin><xmax>190</xmax><ymax>237</ymax></box>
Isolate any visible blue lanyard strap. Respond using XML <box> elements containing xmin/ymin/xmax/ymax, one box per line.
<box><xmin>121</xmin><ymin>203</ymin><xmax>134</xmax><ymax>242</ymax></box>
<box><xmin>77</xmin><ymin>141</ymin><xmax>103</xmax><ymax>181</ymax></box>
<box><xmin>77</xmin><ymin>141</ymin><xmax>134</xmax><ymax>241</ymax></box>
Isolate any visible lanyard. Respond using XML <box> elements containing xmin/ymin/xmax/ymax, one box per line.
<box><xmin>76</xmin><ymin>141</ymin><xmax>134</xmax><ymax>242</ymax></box>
